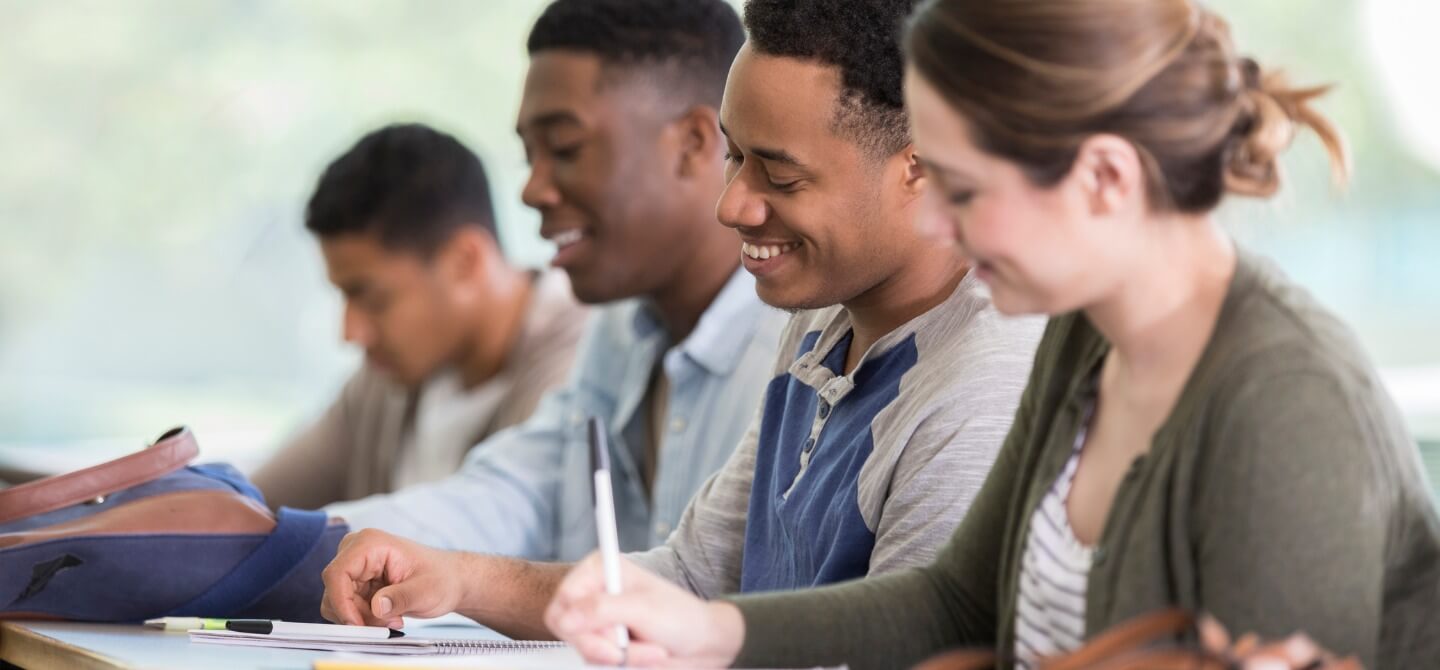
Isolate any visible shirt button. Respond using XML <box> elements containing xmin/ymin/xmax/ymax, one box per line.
<box><xmin>803</xmin><ymin>438</ymin><xmax>816</xmax><ymax>453</ymax></box>
<box><xmin>817</xmin><ymin>402</ymin><xmax>831</xmax><ymax>419</ymax></box>
<box><xmin>1093</xmin><ymin>546</ymin><xmax>1107</xmax><ymax>564</ymax></box>
<box><xmin>654</xmin><ymin>521</ymin><xmax>671</xmax><ymax>537</ymax></box>
<box><xmin>670</xmin><ymin>417</ymin><xmax>687</xmax><ymax>432</ymax></box>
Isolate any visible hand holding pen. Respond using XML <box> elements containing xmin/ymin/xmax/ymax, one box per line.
<box><xmin>541</xmin><ymin>416</ymin><xmax>746</xmax><ymax>667</ymax></box>
<box><xmin>587</xmin><ymin>417</ymin><xmax>630</xmax><ymax>661</ymax></box>
<box><xmin>543</xmin><ymin>551</ymin><xmax>747</xmax><ymax>667</ymax></box>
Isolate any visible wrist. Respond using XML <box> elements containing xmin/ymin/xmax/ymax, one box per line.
<box><xmin>704</xmin><ymin>601</ymin><xmax>746</xmax><ymax>666</ymax></box>
<box><xmin>450</xmin><ymin>551</ymin><xmax>488</xmax><ymax>614</ymax></box>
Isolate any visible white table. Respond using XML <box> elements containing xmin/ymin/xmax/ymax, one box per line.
<box><xmin>0</xmin><ymin>618</ymin><xmax>513</xmax><ymax>670</ymax></box>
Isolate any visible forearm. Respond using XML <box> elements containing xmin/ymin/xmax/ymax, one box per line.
<box><xmin>328</xmin><ymin>433</ymin><xmax>563</xmax><ymax>555</ymax></box>
<box><xmin>454</xmin><ymin>554</ymin><xmax>572</xmax><ymax>640</ymax></box>
<box><xmin>728</xmin><ymin>567</ymin><xmax>966</xmax><ymax>670</ymax></box>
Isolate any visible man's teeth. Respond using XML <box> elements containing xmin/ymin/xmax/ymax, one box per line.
<box><xmin>741</xmin><ymin>242</ymin><xmax>799</xmax><ymax>260</ymax></box>
<box><xmin>550</xmin><ymin>230</ymin><xmax>584</xmax><ymax>248</ymax></box>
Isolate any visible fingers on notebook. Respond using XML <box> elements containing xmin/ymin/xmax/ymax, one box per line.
<box><xmin>570</xmin><ymin>632</ymin><xmax>670</xmax><ymax>667</ymax></box>
<box><xmin>570</xmin><ymin>631</ymin><xmax>626</xmax><ymax>666</ymax></box>
<box><xmin>321</xmin><ymin>529</ymin><xmax>414</xmax><ymax>626</ymax></box>
<box><xmin>319</xmin><ymin>568</ymin><xmax>363</xmax><ymax>624</ymax></box>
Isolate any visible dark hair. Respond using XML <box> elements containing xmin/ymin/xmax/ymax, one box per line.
<box><xmin>905</xmin><ymin>0</ymin><xmax>1349</xmax><ymax>213</ymax></box>
<box><xmin>306</xmin><ymin>123</ymin><xmax>498</xmax><ymax>256</ymax></box>
<box><xmin>743</xmin><ymin>0</ymin><xmax>917</xmax><ymax>158</ymax></box>
<box><xmin>527</xmin><ymin>0</ymin><xmax>744</xmax><ymax>108</ymax></box>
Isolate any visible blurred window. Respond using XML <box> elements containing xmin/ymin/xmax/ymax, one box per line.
<box><xmin>1</xmin><ymin>2</ymin><xmax>1436</xmax><ymax>493</ymax></box>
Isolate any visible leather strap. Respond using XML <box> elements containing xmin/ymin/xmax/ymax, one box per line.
<box><xmin>0</xmin><ymin>490</ymin><xmax>276</xmax><ymax>550</ymax></box>
<box><xmin>0</xmin><ymin>427</ymin><xmax>198</xmax><ymax>525</ymax></box>
<box><xmin>1043</xmin><ymin>608</ymin><xmax>1196</xmax><ymax>669</ymax></box>
<box><xmin>914</xmin><ymin>609</ymin><xmax>1359</xmax><ymax>670</ymax></box>
<box><xmin>912</xmin><ymin>609</ymin><xmax>1207</xmax><ymax>670</ymax></box>
<box><xmin>167</xmin><ymin>507</ymin><xmax>329</xmax><ymax>617</ymax></box>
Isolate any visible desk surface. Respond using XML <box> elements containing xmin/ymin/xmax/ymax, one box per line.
<box><xmin>0</xmin><ymin>619</ymin><xmax>513</xmax><ymax>670</ymax></box>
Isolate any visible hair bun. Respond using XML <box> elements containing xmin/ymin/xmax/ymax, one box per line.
<box><xmin>1224</xmin><ymin>59</ymin><xmax>1350</xmax><ymax>198</ymax></box>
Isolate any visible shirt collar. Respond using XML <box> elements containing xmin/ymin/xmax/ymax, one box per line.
<box><xmin>631</xmin><ymin>268</ymin><xmax>765</xmax><ymax>376</ymax></box>
<box><xmin>792</xmin><ymin>269</ymin><xmax>989</xmax><ymax>383</ymax></box>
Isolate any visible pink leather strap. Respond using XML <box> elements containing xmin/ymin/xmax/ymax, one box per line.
<box><xmin>0</xmin><ymin>427</ymin><xmax>198</xmax><ymax>524</ymax></box>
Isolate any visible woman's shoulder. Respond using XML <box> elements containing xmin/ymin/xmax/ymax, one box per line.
<box><xmin>1190</xmin><ymin>249</ymin><xmax>1416</xmax><ymax>494</ymax></box>
<box><xmin>1205</xmin><ymin>249</ymin><xmax>1377</xmax><ymax>388</ymax></box>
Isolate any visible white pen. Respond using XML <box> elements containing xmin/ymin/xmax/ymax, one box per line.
<box><xmin>589</xmin><ymin>416</ymin><xmax>631</xmax><ymax>659</ymax></box>
<box><xmin>224</xmin><ymin>619</ymin><xmax>403</xmax><ymax>640</ymax></box>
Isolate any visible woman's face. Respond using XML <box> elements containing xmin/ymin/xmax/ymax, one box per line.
<box><xmin>904</xmin><ymin>65</ymin><xmax>1132</xmax><ymax>317</ymax></box>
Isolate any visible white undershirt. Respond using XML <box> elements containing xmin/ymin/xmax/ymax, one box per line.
<box><xmin>391</xmin><ymin>369</ymin><xmax>507</xmax><ymax>489</ymax></box>
<box><xmin>1014</xmin><ymin>407</ymin><xmax>1096</xmax><ymax>668</ymax></box>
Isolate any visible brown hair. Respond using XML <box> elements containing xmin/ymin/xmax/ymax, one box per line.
<box><xmin>903</xmin><ymin>0</ymin><xmax>1350</xmax><ymax>213</ymax></box>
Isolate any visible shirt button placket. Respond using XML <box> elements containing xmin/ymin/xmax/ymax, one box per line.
<box><xmin>807</xmin><ymin>398</ymin><xmax>831</xmax><ymax>454</ymax></box>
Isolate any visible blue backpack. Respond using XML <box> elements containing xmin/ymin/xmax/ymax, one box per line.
<box><xmin>0</xmin><ymin>427</ymin><xmax>347</xmax><ymax>623</ymax></box>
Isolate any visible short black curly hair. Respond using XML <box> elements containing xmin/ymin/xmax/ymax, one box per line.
<box><xmin>527</xmin><ymin>0</ymin><xmax>744</xmax><ymax>109</ymax></box>
<box><xmin>306</xmin><ymin>123</ymin><xmax>497</xmax><ymax>257</ymax></box>
<box><xmin>744</xmin><ymin>0</ymin><xmax>917</xmax><ymax>158</ymax></box>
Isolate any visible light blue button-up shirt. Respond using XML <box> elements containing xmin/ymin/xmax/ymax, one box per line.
<box><xmin>327</xmin><ymin>269</ymin><xmax>785</xmax><ymax>560</ymax></box>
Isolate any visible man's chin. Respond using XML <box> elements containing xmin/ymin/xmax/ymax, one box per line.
<box><xmin>368</xmin><ymin>360</ymin><xmax>419</xmax><ymax>388</ymax></box>
<box><xmin>566</xmin><ymin>271</ymin><xmax>641</xmax><ymax>306</ymax></box>
<box><xmin>755</xmin><ymin>282</ymin><xmax>834</xmax><ymax>314</ymax></box>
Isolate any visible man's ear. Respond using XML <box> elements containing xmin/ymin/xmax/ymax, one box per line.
<box><xmin>671</xmin><ymin>105</ymin><xmax>723</xmax><ymax>179</ymax></box>
<box><xmin>437</xmin><ymin>227</ymin><xmax>497</xmax><ymax>286</ymax></box>
<box><xmin>1068</xmin><ymin>134</ymin><xmax>1145</xmax><ymax>218</ymax></box>
<box><xmin>899</xmin><ymin>144</ymin><xmax>926</xmax><ymax>196</ymax></box>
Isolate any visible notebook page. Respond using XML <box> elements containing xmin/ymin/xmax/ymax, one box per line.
<box><xmin>189</xmin><ymin>629</ymin><xmax>565</xmax><ymax>656</ymax></box>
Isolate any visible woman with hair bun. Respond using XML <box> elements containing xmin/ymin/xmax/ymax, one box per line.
<box><xmin>543</xmin><ymin>1</ymin><xmax>1440</xmax><ymax>668</ymax></box>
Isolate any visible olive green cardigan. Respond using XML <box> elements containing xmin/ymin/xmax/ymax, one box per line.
<box><xmin>731</xmin><ymin>250</ymin><xmax>1440</xmax><ymax>670</ymax></box>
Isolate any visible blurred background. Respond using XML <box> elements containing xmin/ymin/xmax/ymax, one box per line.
<box><xmin>1</xmin><ymin>0</ymin><xmax>1437</xmax><ymax>493</ymax></box>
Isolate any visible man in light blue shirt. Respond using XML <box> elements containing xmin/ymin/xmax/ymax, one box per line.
<box><xmin>325</xmin><ymin>0</ymin><xmax>783</xmax><ymax>560</ymax></box>
<box><xmin>329</xmin><ymin>273</ymin><xmax>780</xmax><ymax>558</ymax></box>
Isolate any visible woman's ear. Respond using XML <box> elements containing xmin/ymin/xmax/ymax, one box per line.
<box><xmin>1069</xmin><ymin>134</ymin><xmax>1145</xmax><ymax>218</ymax></box>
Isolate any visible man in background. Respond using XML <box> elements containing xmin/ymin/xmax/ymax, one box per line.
<box><xmin>253</xmin><ymin>123</ymin><xmax>586</xmax><ymax>509</ymax></box>
<box><xmin>321</xmin><ymin>0</ymin><xmax>786</xmax><ymax>563</ymax></box>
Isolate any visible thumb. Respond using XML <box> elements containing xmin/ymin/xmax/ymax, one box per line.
<box><xmin>372</xmin><ymin>578</ymin><xmax>437</xmax><ymax>623</ymax></box>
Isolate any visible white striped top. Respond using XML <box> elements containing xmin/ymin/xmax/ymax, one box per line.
<box><xmin>1014</xmin><ymin>412</ymin><xmax>1095</xmax><ymax>668</ymax></box>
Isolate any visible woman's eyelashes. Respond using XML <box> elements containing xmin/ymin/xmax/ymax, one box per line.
<box><xmin>947</xmin><ymin>189</ymin><xmax>976</xmax><ymax>206</ymax></box>
<box><xmin>917</xmin><ymin>161</ymin><xmax>977</xmax><ymax>205</ymax></box>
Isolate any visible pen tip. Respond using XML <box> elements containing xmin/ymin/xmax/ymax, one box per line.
<box><xmin>389</xmin><ymin>628</ymin><xmax>405</xmax><ymax>639</ymax></box>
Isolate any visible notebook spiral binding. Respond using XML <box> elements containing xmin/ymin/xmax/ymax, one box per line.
<box><xmin>433</xmin><ymin>639</ymin><xmax>569</xmax><ymax>655</ymax></box>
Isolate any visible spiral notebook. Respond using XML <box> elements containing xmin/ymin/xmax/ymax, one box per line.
<box><xmin>189</xmin><ymin>629</ymin><xmax>567</xmax><ymax>656</ymax></box>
